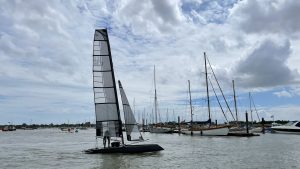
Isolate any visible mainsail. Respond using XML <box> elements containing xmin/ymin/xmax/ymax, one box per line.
<box><xmin>93</xmin><ymin>29</ymin><xmax>123</xmax><ymax>140</ymax></box>
<box><xmin>118</xmin><ymin>80</ymin><xmax>143</xmax><ymax>141</ymax></box>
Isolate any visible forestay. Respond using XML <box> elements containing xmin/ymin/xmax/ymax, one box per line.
<box><xmin>93</xmin><ymin>29</ymin><xmax>122</xmax><ymax>138</ymax></box>
<box><xmin>118</xmin><ymin>80</ymin><xmax>143</xmax><ymax>141</ymax></box>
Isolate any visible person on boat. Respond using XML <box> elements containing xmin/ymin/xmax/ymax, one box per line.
<box><xmin>103</xmin><ymin>130</ymin><xmax>111</xmax><ymax>148</ymax></box>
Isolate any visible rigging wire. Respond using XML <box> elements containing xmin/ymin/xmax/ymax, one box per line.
<box><xmin>250</xmin><ymin>93</ymin><xmax>261</xmax><ymax>122</ymax></box>
<box><xmin>206</xmin><ymin>56</ymin><xmax>236</xmax><ymax>121</ymax></box>
<box><xmin>208</xmin><ymin>77</ymin><xmax>229</xmax><ymax>123</ymax></box>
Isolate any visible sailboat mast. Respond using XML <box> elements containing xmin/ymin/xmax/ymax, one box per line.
<box><xmin>154</xmin><ymin>65</ymin><xmax>158</xmax><ymax>124</ymax></box>
<box><xmin>188</xmin><ymin>80</ymin><xmax>193</xmax><ymax>134</ymax></box>
<box><xmin>106</xmin><ymin>32</ymin><xmax>124</xmax><ymax>145</ymax></box>
<box><xmin>232</xmin><ymin>80</ymin><xmax>238</xmax><ymax>122</ymax></box>
<box><xmin>249</xmin><ymin>92</ymin><xmax>253</xmax><ymax>124</ymax></box>
<box><xmin>204</xmin><ymin>52</ymin><xmax>211</xmax><ymax>125</ymax></box>
<box><xmin>166</xmin><ymin>108</ymin><xmax>169</xmax><ymax>122</ymax></box>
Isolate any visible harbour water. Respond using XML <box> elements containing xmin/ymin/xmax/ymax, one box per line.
<box><xmin>0</xmin><ymin>129</ymin><xmax>299</xmax><ymax>169</ymax></box>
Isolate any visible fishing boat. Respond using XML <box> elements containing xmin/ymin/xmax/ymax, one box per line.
<box><xmin>181</xmin><ymin>53</ymin><xmax>229</xmax><ymax>136</ymax></box>
<box><xmin>271</xmin><ymin>121</ymin><xmax>300</xmax><ymax>134</ymax></box>
<box><xmin>84</xmin><ymin>29</ymin><xmax>163</xmax><ymax>154</ymax></box>
<box><xmin>149</xmin><ymin>66</ymin><xmax>174</xmax><ymax>134</ymax></box>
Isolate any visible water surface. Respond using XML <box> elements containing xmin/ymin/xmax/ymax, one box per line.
<box><xmin>0</xmin><ymin>129</ymin><xmax>299</xmax><ymax>169</ymax></box>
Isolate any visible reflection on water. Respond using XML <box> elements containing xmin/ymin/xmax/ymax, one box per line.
<box><xmin>0</xmin><ymin>129</ymin><xmax>300</xmax><ymax>169</ymax></box>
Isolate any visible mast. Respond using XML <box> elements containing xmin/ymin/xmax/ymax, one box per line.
<box><xmin>133</xmin><ymin>98</ymin><xmax>135</xmax><ymax>117</ymax></box>
<box><xmin>173</xmin><ymin>109</ymin><xmax>175</xmax><ymax>122</ymax></box>
<box><xmin>249</xmin><ymin>92</ymin><xmax>253</xmax><ymax>124</ymax></box>
<box><xmin>206</xmin><ymin>56</ymin><xmax>236</xmax><ymax>121</ymax></box>
<box><xmin>154</xmin><ymin>65</ymin><xmax>158</xmax><ymax>125</ymax></box>
<box><xmin>204</xmin><ymin>52</ymin><xmax>211</xmax><ymax>125</ymax></box>
<box><xmin>105</xmin><ymin>30</ymin><xmax>124</xmax><ymax>145</ymax></box>
<box><xmin>188</xmin><ymin>80</ymin><xmax>193</xmax><ymax>135</ymax></box>
<box><xmin>166</xmin><ymin>108</ymin><xmax>169</xmax><ymax>123</ymax></box>
<box><xmin>232</xmin><ymin>80</ymin><xmax>238</xmax><ymax>122</ymax></box>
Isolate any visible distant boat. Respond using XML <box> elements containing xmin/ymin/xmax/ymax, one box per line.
<box><xmin>181</xmin><ymin>53</ymin><xmax>229</xmax><ymax>136</ymax></box>
<box><xmin>2</xmin><ymin>125</ymin><xmax>16</xmax><ymax>131</ymax></box>
<box><xmin>84</xmin><ymin>29</ymin><xmax>163</xmax><ymax>154</ymax></box>
<box><xmin>149</xmin><ymin>66</ymin><xmax>173</xmax><ymax>134</ymax></box>
<box><xmin>60</xmin><ymin>127</ymin><xmax>74</xmax><ymax>132</ymax></box>
<box><xmin>271</xmin><ymin>121</ymin><xmax>300</xmax><ymax>134</ymax></box>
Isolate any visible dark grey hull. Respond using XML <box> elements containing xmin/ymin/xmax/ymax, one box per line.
<box><xmin>84</xmin><ymin>144</ymin><xmax>164</xmax><ymax>154</ymax></box>
<box><xmin>272</xmin><ymin>128</ymin><xmax>300</xmax><ymax>133</ymax></box>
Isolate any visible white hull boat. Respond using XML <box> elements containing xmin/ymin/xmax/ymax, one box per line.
<box><xmin>271</xmin><ymin>121</ymin><xmax>300</xmax><ymax>134</ymax></box>
<box><xmin>181</xmin><ymin>126</ymin><xmax>229</xmax><ymax>136</ymax></box>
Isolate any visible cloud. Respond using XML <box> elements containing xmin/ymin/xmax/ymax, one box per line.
<box><xmin>0</xmin><ymin>0</ymin><xmax>101</xmax><ymax>124</ymax></box>
<box><xmin>111</xmin><ymin>0</ymin><xmax>186</xmax><ymax>36</ymax></box>
<box><xmin>182</xmin><ymin>0</ymin><xmax>238</xmax><ymax>24</ymax></box>
<box><xmin>230</xmin><ymin>0</ymin><xmax>300</xmax><ymax>36</ymax></box>
<box><xmin>273</xmin><ymin>90</ymin><xmax>293</xmax><ymax>98</ymax></box>
<box><xmin>232</xmin><ymin>39</ymin><xmax>299</xmax><ymax>88</ymax></box>
<box><xmin>265</xmin><ymin>105</ymin><xmax>300</xmax><ymax>121</ymax></box>
<box><xmin>0</xmin><ymin>0</ymin><xmax>100</xmax><ymax>86</ymax></box>
<box><xmin>1</xmin><ymin>0</ymin><xmax>300</xmax><ymax>124</ymax></box>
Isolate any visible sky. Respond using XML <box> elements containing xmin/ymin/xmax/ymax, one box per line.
<box><xmin>0</xmin><ymin>0</ymin><xmax>300</xmax><ymax>125</ymax></box>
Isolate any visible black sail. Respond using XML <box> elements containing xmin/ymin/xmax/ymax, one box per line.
<box><xmin>93</xmin><ymin>29</ymin><xmax>122</xmax><ymax>138</ymax></box>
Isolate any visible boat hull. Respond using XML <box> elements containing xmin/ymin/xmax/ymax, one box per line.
<box><xmin>84</xmin><ymin>144</ymin><xmax>164</xmax><ymax>154</ymax></box>
<box><xmin>271</xmin><ymin>128</ymin><xmax>300</xmax><ymax>134</ymax></box>
<box><xmin>271</xmin><ymin>121</ymin><xmax>300</xmax><ymax>134</ymax></box>
<box><xmin>149</xmin><ymin>127</ymin><xmax>173</xmax><ymax>133</ymax></box>
<box><xmin>181</xmin><ymin>126</ymin><xmax>229</xmax><ymax>136</ymax></box>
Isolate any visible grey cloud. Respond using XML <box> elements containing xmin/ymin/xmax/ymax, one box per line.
<box><xmin>231</xmin><ymin>0</ymin><xmax>300</xmax><ymax>36</ymax></box>
<box><xmin>114</xmin><ymin>0</ymin><xmax>184</xmax><ymax>35</ymax></box>
<box><xmin>151</xmin><ymin>0</ymin><xmax>181</xmax><ymax>24</ymax></box>
<box><xmin>233</xmin><ymin>40</ymin><xmax>299</xmax><ymax>88</ymax></box>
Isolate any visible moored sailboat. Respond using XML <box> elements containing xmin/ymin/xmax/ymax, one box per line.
<box><xmin>85</xmin><ymin>29</ymin><xmax>163</xmax><ymax>154</ymax></box>
<box><xmin>149</xmin><ymin>66</ymin><xmax>173</xmax><ymax>134</ymax></box>
<box><xmin>181</xmin><ymin>52</ymin><xmax>229</xmax><ymax>136</ymax></box>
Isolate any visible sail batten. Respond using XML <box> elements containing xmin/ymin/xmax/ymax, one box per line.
<box><xmin>93</xmin><ymin>29</ymin><xmax>122</xmax><ymax>139</ymax></box>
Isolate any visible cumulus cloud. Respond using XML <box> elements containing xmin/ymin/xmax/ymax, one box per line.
<box><xmin>273</xmin><ymin>90</ymin><xmax>293</xmax><ymax>98</ymax></box>
<box><xmin>112</xmin><ymin>0</ymin><xmax>186</xmax><ymax>36</ymax></box>
<box><xmin>1</xmin><ymin>0</ymin><xmax>300</xmax><ymax>123</ymax></box>
<box><xmin>230</xmin><ymin>0</ymin><xmax>300</xmax><ymax>36</ymax></box>
<box><xmin>232</xmin><ymin>39</ymin><xmax>299</xmax><ymax>88</ymax></box>
<box><xmin>0</xmin><ymin>0</ymin><xmax>99</xmax><ymax>87</ymax></box>
<box><xmin>0</xmin><ymin>0</ymin><xmax>101</xmax><ymax>123</ymax></box>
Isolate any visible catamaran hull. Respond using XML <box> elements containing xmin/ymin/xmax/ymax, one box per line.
<box><xmin>181</xmin><ymin>127</ymin><xmax>229</xmax><ymax>136</ymax></box>
<box><xmin>84</xmin><ymin>144</ymin><xmax>164</xmax><ymax>154</ymax></box>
